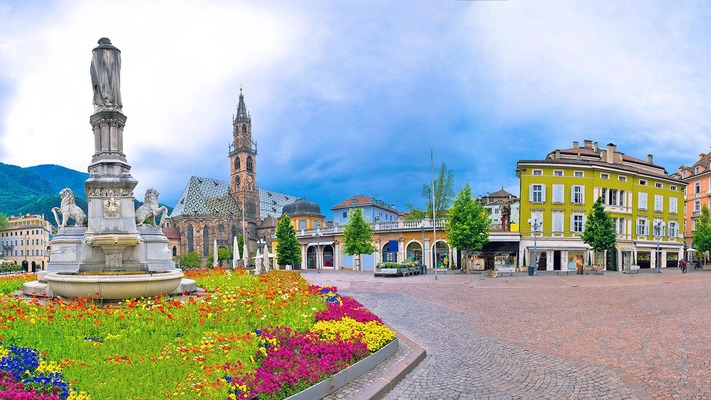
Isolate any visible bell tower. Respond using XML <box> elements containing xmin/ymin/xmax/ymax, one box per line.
<box><xmin>229</xmin><ymin>89</ymin><xmax>260</xmax><ymax>224</ymax></box>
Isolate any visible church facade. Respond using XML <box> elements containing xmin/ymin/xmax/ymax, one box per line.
<box><xmin>167</xmin><ymin>90</ymin><xmax>296</xmax><ymax>262</ymax></box>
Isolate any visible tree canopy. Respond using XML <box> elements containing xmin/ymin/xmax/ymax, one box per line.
<box><xmin>692</xmin><ymin>204</ymin><xmax>711</xmax><ymax>265</ymax></box>
<box><xmin>178</xmin><ymin>251</ymin><xmax>202</xmax><ymax>269</ymax></box>
<box><xmin>342</xmin><ymin>209</ymin><xmax>377</xmax><ymax>270</ymax></box>
<box><xmin>446</xmin><ymin>183</ymin><xmax>490</xmax><ymax>271</ymax></box>
<box><xmin>581</xmin><ymin>197</ymin><xmax>616</xmax><ymax>267</ymax></box>
<box><xmin>405</xmin><ymin>163</ymin><xmax>454</xmax><ymax>220</ymax></box>
<box><xmin>275</xmin><ymin>214</ymin><xmax>301</xmax><ymax>268</ymax></box>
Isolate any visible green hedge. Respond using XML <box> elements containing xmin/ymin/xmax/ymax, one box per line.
<box><xmin>376</xmin><ymin>261</ymin><xmax>419</xmax><ymax>269</ymax></box>
<box><xmin>0</xmin><ymin>263</ymin><xmax>24</xmax><ymax>274</ymax></box>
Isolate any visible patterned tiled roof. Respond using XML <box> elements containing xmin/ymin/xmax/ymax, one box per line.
<box><xmin>170</xmin><ymin>176</ymin><xmax>239</xmax><ymax>218</ymax></box>
<box><xmin>259</xmin><ymin>188</ymin><xmax>297</xmax><ymax>219</ymax></box>
<box><xmin>170</xmin><ymin>176</ymin><xmax>296</xmax><ymax>220</ymax></box>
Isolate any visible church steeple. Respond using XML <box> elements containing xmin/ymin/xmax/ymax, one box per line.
<box><xmin>234</xmin><ymin>88</ymin><xmax>251</xmax><ymax>123</ymax></box>
<box><xmin>229</xmin><ymin>89</ymin><xmax>260</xmax><ymax>223</ymax></box>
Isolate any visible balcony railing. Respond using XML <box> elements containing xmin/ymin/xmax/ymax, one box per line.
<box><xmin>297</xmin><ymin>218</ymin><xmax>449</xmax><ymax>238</ymax></box>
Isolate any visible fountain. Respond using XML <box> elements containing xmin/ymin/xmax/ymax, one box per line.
<box><xmin>22</xmin><ymin>38</ymin><xmax>187</xmax><ymax>300</ymax></box>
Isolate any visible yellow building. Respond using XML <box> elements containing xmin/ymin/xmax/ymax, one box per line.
<box><xmin>518</xmin><ymin>140</ymin><xmax>685</xmax><ymax>272</ymax></box>
<box><xmin>1</xmin><ymin>214</ymin><xmax>52</xmax><ymax>271</ymax></box>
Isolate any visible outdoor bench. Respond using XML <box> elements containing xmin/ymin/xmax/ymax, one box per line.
<box><xmin>629</xmin><ymin>265</ymin><xmax>640</xmax><ymax>274</ymax></box>
<box><xmin>556</xmin><ymin>269</ymin><xmax>575</xmax><ymax>275</ymax></box>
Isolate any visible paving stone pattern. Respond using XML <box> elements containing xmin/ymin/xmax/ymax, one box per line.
<box><xmin>303</xmin><ymin>269</ymin><xmax>711</xmax><ymax>400</ymax></box>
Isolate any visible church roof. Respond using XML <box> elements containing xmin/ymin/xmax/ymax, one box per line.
<box><xmin>259</xmin><ymin>188</ymin><xmax>297</xmax><ymax>218</ymax></box>
<box><xmin>170</xmin><ymin>176</ymin><xmax>239</xmax><ymax>218</ymax></box>
<box><xmin>170</xmin><ymin>176</ymin><xmax>297</xmax><ymax>220</ymax></box>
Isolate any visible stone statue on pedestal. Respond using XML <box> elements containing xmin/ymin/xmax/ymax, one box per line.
<box><xmin>51</xmin><ymin>188</ymin><xmax>87</xmax><ymax>227</ymax></box>
<box><xmin>90</xmin><ymin>37</ymin><xmax>122</xmax><ymax>110</ymax></box>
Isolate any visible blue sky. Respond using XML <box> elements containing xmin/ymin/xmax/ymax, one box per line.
<box><xmin>2</xmin><ymin>1</ymin><xmax>711</xmax><ymax>217</ymax></box>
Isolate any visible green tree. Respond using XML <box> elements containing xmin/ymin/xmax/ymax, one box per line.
<box><xmin>206</xmin><ymin>248</ymin><xmax>232</xmax><ymax>267</ymax></box>
<box><xmin>445</xmin><ymin>183</ymin><xmax>491</xmax><ymax>272</ymax></box>
<box><xmin>275</xmin><ymin>214</ymin><xmax>301</xmax><ymax>268</ymax></box>
<box><xmin>692</xmin><ymin>204</ymin><xmax>711</xmax><ymax>266</ymax></box>
<box><xmin>405</xmin><ymin>163</ymin><xmax>454</xmax><ymax>220</ymax></box>
<box><xmin>581</xmin><ymin>197</ymin><xmax>616</xmax><ymax>268</ymax></box>
<box><xmin>179</xmin><ymin>251</ymin><xmax>202</xmax><ymax>269</ymax></box>
<box><xmin>0</xmin><ymin>214</ymin><xmax>7</xmax><ymax>230</ymax></box>
<box><xmin>342</xmin><ymin>208</ymin><xmax>377</xmax><ymax>271</ymax></box>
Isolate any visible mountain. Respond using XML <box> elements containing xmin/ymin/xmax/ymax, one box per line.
<box><xmin>0</xmin><ymin>163</ymin><xmax>172</xmax><ymax>225</ymax></box>
<box><xmin>25</xmin><ymin>164</ymin><xmax>89</xmax><ymax>198</ymax></box>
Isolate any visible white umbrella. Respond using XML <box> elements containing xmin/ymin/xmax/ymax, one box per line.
<box><xmin>254</xmin><ymin>248</ymin><xmax>261</xmax><ymax>275</ymax></box>
<box><xmin>242</xmin><ymin>240</ymin><xmax>249</xmax><ymax>270</ymax></box>
<box><xmin>213</xmin><ymin>240</ymin><xmax>218</xmax><ymax>268</ymax></box>
<box><xmin>263</xmin><ymin>243</ymin><xmax>270</xmax><ymax>273</ymax></box>
<box><xmin>233</xmin><ymin>236</ymin><xmax>240</xmax><ymax>269</ymax></box>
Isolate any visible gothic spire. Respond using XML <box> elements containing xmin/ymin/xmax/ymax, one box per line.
<box><xmin>234</xmin><ymin>87</ymin><xmax>251</xmax><ymax>123</ymax></box>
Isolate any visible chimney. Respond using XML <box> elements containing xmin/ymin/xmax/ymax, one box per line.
<box><xmin>572</xmin><ymin>141</ymin><xmax>579</xmax><ymax>149</ymax></box>
<box><xmin>606</xmin><ymin>143</ymin><xmax>616</xmax><ymax>163</ymax></box>
<box><xmin>647</xmin><ymin>154</ymin><xmax>653</xmax><ymax>164</ymax></box>
<box><xmin>593</xmin><ymin>141</ymin><xmax>599</xmax><ymax>152</ymax></box>
<box><xmin>700</xmin><ymin>153</ymin><xmax>706</xmax><ymax>160</ymax></box>
<box><xmin>554</xmin><ymin>150</ymin><xmax>560</xmax><ymax>159</ymax></box>
<box><xmin>583</xmin><ymin>140</ymin><xmax>593</xmax><ymax>149</ymax></box>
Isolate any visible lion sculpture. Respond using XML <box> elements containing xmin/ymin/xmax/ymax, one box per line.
<box><xmin>135</xmin><ymin>188</ymin><xmax>168</xmax><ymax>227</ymax></box>
<box><xmin>52</xmin><ymin>188</ymin><xmax>87</xmax><ymax>227</ymax></box>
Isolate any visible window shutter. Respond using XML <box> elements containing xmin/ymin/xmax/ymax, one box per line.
<box><xmin>581</xmin><ymin>186</ymin><xmax>585</xmax><ymax>204</ymax></box>
<box><xmin>529</xmin><ymin>184</ymin><xmax>534</xmax><ymax>201</ymax></box>
<box><xmin>541</xmin><ymin>185</ymin><xmax>546</xmax><ymax>202</ymax></box>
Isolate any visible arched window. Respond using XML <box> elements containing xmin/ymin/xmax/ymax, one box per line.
<box><xmin>242</xmin><ymin>125</ymin><xmax>247</xmax><ymax>134</ymax></box>
<box><xmin>231</xmin><ymin>226</ymin><xmax>238</xmax><ymax>240</ymax></box>
<box><xmin>187</xmin><ymin>225</ymin><xmax>194</xmax><ymax>253</ymax></box>
<box><xmin>218</xmin><ymin>224</ymin><xmax>224</xmax><ymax>234</ymax></box>
<box><xmin>235</xmin><ymin>157</ymin><xmax>240</xmax><ymax>170</ymax></box>
<box><xmin>246</xmin><ymin>156</ymin><xmax>253</xmax><ymax>172</ymax></box>
<box><xmin>235</xmin><ymin>176</ymin><xmax>240</xmax><ymax>188</ymax></box>
<box><xmin>172</xmin><ymin>246</ymin><xmax>177</xmax><ymax>257</ymax></box>
<box><xmin>203</xmin><ymin>226</ymin><xmax>209</xmax><ymax>256</ymax></box>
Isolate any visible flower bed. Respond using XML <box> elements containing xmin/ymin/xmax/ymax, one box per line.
<box><xmin>0</xmin><ymin>269</ymin><xmax>395</xmax><ymax>399</ymax></box>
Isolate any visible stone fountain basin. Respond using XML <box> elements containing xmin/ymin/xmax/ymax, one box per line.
<box><xmin>45</xmin><ymin>270</ymin><xmax>183</xmax><ymax>300</ymax></box>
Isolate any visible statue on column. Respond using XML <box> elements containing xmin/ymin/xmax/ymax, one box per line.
<box><xmin>90</xmin><ymin>38</ymin><xmax>122</xmax><ymax>110</ymax></box>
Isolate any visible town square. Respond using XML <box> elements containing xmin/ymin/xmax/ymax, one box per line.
<box><xmin>1</xmin><ymin>1</ymin><xmax>711</xmax><ymax>399</ymax></box>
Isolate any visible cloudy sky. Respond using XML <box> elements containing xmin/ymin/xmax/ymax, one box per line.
<box><xmin>2</xmin><ymin>1</ymin><xmax>711</xmax><ymax>216</ymax></box>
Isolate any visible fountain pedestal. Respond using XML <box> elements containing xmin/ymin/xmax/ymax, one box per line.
<box><xmin>27</xmin><ymin>38</ymin><xmax>185</xmax><ymax>300</ymax></box>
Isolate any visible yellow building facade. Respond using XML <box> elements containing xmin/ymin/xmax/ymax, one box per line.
<box><xmin>1</xmin><ymin>214</ymin><xmax>52</xmax><ymax>271</ymax></box>
<box><xmin>518</xmin><ymin>140</ymin><xmax>685</xmax><ymax>271</ymax></box>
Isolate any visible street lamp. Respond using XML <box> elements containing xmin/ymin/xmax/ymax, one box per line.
<box><xmin>418</xmin><ymin>221</ymin><xmax>427</xmax><ymax>274</ymax></box>
<box><xmin>528</xmin><ymin>218</ymin><xmax>541</xmax><ymax>276</ymax></box>
<box><xmin>654</xmin><ymin>220</ymin><xmax>665</xmax><ymax>274</ymax></box>
<box><xmin>315</xmin><ymin>228</ymin><xmax>322</xmax><ymax>273</ymax></box>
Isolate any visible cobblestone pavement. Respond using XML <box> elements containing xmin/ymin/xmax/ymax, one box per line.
<box><xmin>302</xmin><ymin>268</ymin><xmax>711</xmax><ymax>399</ymax></box>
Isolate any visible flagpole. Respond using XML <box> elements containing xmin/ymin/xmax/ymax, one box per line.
<box><xmin>242</xmin><ymin>197</ymin><xmax>247</xmax><ymax>268</ymax></box>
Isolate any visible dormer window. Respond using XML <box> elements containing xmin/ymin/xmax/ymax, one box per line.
<box><xmin>695</xmin><ymin>166</ymin><xmax>701</xmax><ymax>174</ymax></box>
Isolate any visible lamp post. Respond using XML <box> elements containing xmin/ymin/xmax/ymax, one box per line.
<box><xmin>654</xmin><ymin>220</ymin><xmax>665</xmax><ymax>273</ymax></box>
<box><xmin>528</xmin><ymin>218</ymin><xmax>541</xmax><ymax>276</ymax></box>
<box><xmin>418</xmin><ymin>221</ymin><xmax>427</xmax><ymax>274</ymax></box>
<box><xmin>315</xmin><ymin>228</ymin><xmax>322</xmax><ymax>273</ymax></box>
